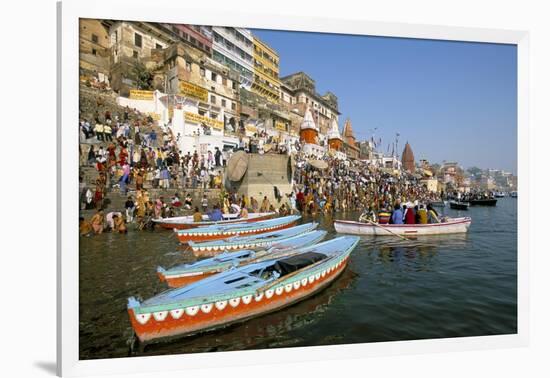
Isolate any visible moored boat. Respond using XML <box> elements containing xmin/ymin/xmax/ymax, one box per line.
<box><xmin>334</xmin><ymin>217</ymin><xmax>471</xmax><ymax>236</ymax></box>
<box><xmin>430</xmin><ymin>200</ymin><xmax>447</xmax><ymax>207</ymax></box>
<box><xmin>188</xmin><ymin>222</ymin><xmax>319</xmax><ymax>256</ymax></box>
<box><xmin>468</xmin><ymin>198</ymin><xmax>497</xmax><ymax>206</ymax></box>
<box><xmin>153</xmin><ymin>212</ymin><xmax>276</xmax><ymax>230</ymax></box>
<box><xmin>174</xmin><ymin>215</ymin><xmax>301</xmax><ymax>244</ymax></box>
<box><xmin>157</xmin><ymin>229</ymin><xmax>328</xmax><ymax>288</ymax></box>
<box><xmin>128</xmin><ymin>235</ymin><xmax>360</xmax><ymax>342</ymax></box>
<box><xmin>449</xmin><ymin>201</ymin><xmax>469</xmax><ymax>210</ymax></box>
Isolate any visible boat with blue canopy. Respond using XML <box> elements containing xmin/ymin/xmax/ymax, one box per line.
<box><xmin>158</xmin><ymin>229</ymin><xmax>328</xmax><ymax>288</ymax></box>
<box><xmin>188</xmin><ymin>222</ymin><xmax>319</xmax><ymax>256</ymax></box>
<box><xmin>128</xmin><ymin>235</ymin><xmax>360</xmax><ymax>342</ymax></box>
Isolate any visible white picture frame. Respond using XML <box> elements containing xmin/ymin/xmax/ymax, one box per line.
<box><xmin>58</xmin><ymin>0</ymin><xmax>529</xmax><ymax>376</ymax></box>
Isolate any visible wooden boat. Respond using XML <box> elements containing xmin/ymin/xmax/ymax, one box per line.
<box><xmin>128</xmin><ymin>235</ymin><xmax>360</xmax><ymax>342</ymax></box>
<box><xmin>174</xmin><ymin>215</ymin><xmax>301</xmax><ymax>244</ymax></box>
<box><xmin>158</xmin><ymin>230</ymin><xmax>328</xmax><ymax>288</ymax></box>
<box><xmin>449</xmin><ymin>201</ymin><xmax>469</xmax><ymax>210</ymax></box>
<box><xmin>334</xmin><ymin>217</ymin><xmax>471</xmax><ymax>236</ymax></box>
<box><xmin>468</xmin><ymin>198</ymin><xmax>497</xmax><ymax>206</ymax></box>
<box><xmin>188</xmin><ymin>222</ymin><xmax>319</xmax><ymax>256</ymax></box>
<box><xmin>494</xmin><ymin>192</ymin><xmax>506</xmax><ymax>198</ymax></box>
<box><xmin>153</xmin><ymin>212</ymin><xmax>275</xmax><ymax>230</ymax></box>
<box><xmin>430</xmin><ymin>200</ymin><xmax>447</xmax><ymax>207</ymax></box>
<box><xmin>510</xmin><ymin>191</ymin><xmax>518</xmax><ymax>198</ymax></box>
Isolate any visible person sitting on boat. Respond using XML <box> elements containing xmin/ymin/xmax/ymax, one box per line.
<box><xmin>239</xmin><ymin>206</ymin><xmax>249</xmax><ymax>219</ymax></box>
<box><xmin>390</xmin><ymin>204</ymin><xmax>404</xmax><ymax>224</ymax></box>
<box><xmin>192</xmin><ymin>207</ymin><xmax>202</xmax><ymax>223</ymax></box>
<box><xmin>416</xmin><ymin>205</ymin><xmax>428</xmax><ymax>224</ymax></box>
<box><xmin>403</xmin><ymin>203</ymin><xmax>416</xmax><ymax>224</ymax></box>
<box><xmin>230</xmin><ymin>202</ymin><xmax>241</xmax><ymax>214</ymax></box>
<box><xmin>209</xmin><ymin>204</ymin><xmax>223</xmax><ymax>222</ymax></box>
<box><xmin>427</xmin><ymin>204</ymin><xmax>440</xmax><ymax>224</ymax></box>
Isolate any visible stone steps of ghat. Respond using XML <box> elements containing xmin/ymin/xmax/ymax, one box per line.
<box><xmin>80</xmin><ymin>187</ymin><xmax>223</xmax><ymax>214</ymax></box>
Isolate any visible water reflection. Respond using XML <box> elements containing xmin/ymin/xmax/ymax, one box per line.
<box><xmin>80</xmin><ymin>199</ymin><xmax>517</xmax><ymax>360</ymax></box>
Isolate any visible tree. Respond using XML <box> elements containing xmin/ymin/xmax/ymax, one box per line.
<box><xmin>467</xmin><ymin>166</ymin><xmax>482</xmax><ymax>177</ymax></box>
<box><xmin>131</xmin><ymin>62</ymin><xmax>153</xmax><ymax>90</ymax></box>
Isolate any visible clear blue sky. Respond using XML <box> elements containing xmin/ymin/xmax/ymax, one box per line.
<box><xmin>253</xmin><ymin>29</ymin><xmax>518</xmax><ymax>174</ymax></box>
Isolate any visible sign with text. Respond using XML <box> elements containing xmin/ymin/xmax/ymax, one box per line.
<box><xmin>275</xmin><ymin>120</ymin><xmax>287</xmax><ymax>131</ymax></box>
<box><xmin>129</xmin><ymin>89</ymin><xmax>154</xmax><ymax>100</ymax></box>
<box><xmin>179</xmin><ymin>81</ymin><xmax>208</xmax><ymax>102</ymax></box>
<box><xmin>184</xmin><ymin>112</ymin><xmax>224</xmax><ymax>130</ymax></box>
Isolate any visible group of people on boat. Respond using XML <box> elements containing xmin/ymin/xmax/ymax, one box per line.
<box><xmin>360</xmin><ymin>199</ymin><xmax>442</xmax><ymax>225</ymax></box>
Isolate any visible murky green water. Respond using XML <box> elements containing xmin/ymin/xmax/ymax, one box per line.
<box><xmin>79</xmin><ymin>198</ymin><xmax>517</xmax><ymax>359</ymax></box>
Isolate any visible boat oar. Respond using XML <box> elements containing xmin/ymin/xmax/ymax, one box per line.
<box><xmin>364</xmin><ymin>218</ymin><xmax>411</xmax><ymax>241</ymax></box>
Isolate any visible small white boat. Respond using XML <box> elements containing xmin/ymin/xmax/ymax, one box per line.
<box><xmin>334</xmin><ymin>217</ymin><xmax>472</xmax><ymax>236</ymax></box>
<box><xmin>153</xmin><ymin>212</ymin><xmax>275</xmax><ymax>230</ymax></box>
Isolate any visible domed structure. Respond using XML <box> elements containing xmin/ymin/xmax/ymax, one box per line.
<box><xmin>327</xmin><ymin>118</ymin><xmax>343</xmax><ymax>150</ymax></box>
<box><xmin>401</xmin><ymin>142</ymin><xmax>415</xmax><ymax>172</ymax></box>
<box><xmin>299</xmin><ymin>106</ymin><xmax>319</xmax><ymax>144</ymax></box>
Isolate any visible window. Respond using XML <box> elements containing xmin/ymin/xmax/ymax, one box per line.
<box><xmin>198</xmin><ymin>109</ymin><xmax>206</xmax><ymax>116</ymax></box>
<box><xmin>210</xmin><ymin>113</ymin><xmax>218</xmax><ymax>119</ymax></box>
<box><xmin>231</xmin><ymin>102</ymin><xmax>236</xmax><ymax>110</ymax></box>
<box><xmin>133</xmin><ymin>50</ymin><xmax>138</xmax><ymax>58</ymax></box>
<box><xmin>200</xmin><ymin>67</ymin><xmax>205</xmax><ymax>77</ymax></box>
<box><xmin>232</xmin><ymin>82</ymin><xmax>237</xmax><ymax>90</ymax></box>
<box><xmin>134</xmin><ymin>33</ymin><xmax>142</xmax><ymax>48</ymax></box>
<box><xmin>155</xmin><ymin>43</ymin><xmax>162</xmax><ymax>49</ymax></box>
<box><xmin>91</xmin><ymin>34</ymin><xmax>98</xmax><ymax>43</ymax></box>
<box><xmin>211</xmin><ymin>72</ymin><xmax>217</xmax><ymax>82</ymax></box>
<box><xmin>190</xmin><ymin>36</ymin><xmax>196</xmax><ymax>45</ymax></box>
<box><xmin>210</xmin><ymin>95</ymin><xmax>216</xmax><ymax>104</ymax></box>
<box><xmin>185</xmin><ymin>61</ymin><xmax>191</xmax><ymax>71</ymax></box>
<box><xmin>198</xmin><ymin>41</ymin><xmax>204</xmax><ymax>50</ymax></box>
<box><xmin>221</xmin><ymin>99</ymin><xmax>226</xmax><ymax>108</ymax></box>
<box><xmin>92</xmin><ymin>48</ymin><xmax>97</xmax><ymax>56</ymax></box>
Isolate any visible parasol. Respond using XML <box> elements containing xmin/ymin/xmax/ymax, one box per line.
<box><xmin>226</xmin><ymin>151</ymin><xmax>249</xmax><ymax>182</ymax></box>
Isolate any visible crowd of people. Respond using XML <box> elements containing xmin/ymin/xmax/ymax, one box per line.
<box><xmin>291</xmin><ymin>152</ymin><xmax>442</xmax><ymax>218</ymax></box>
<box><xmin>79</xmin><ymin>95</ymin><xmax>451</xmax><ymax>237</ymax></box>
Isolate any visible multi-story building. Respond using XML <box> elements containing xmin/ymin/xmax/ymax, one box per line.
<box><xmin>158</xmin><ymin>24</ymin><xmax>213</xmax><ymax>56</ymax></box>
<box><xmin>252</xmin><ymin>36</ymin><xmax>281</xmax><ymax>103</ymax></box>
<box><xmin>280</xmin><ymin>72</ymin><xmax>339</xmax><ymax>137</ymax></box>
<box><xmin>163</xmin><ymin>42</ymin><xmax>240</xmax><ymax>137</ymax></box>
<box><xmin>79</xmin><ymin>19</ymin><xmax>111</xmax><ymax>80</ymax></box>
<box><xmin>105</xmin><ymin>21</ymin><xmax>176</xmax><ymax>94</ymax></box>
<box><xmin>212</xmin><ymin>27</ymin><xmax>254</xmax><ymax>89</ymax></box>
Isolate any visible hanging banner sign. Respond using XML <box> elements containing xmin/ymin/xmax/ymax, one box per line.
<box><xmin>179</xmin><ymin>81</ymin><xmax>208</xmax><ymax>102</ymax></box>
<box><xmin>275</xmin><ymin>120</ymin><xmax>287</xmax><ymax>131</ymax></box>
<box><xmin>129</xmin><ymin>89</ymin><xmax>154</xmax><ymax>100</ymax></box>
<box><xmin>184</xmin><ymin>112</ymin><xmax>223</xmax><ymax>130</ymax></box>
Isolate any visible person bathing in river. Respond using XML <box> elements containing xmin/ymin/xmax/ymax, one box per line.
<box><xmin>90</xmin><ymin>209</ymin><xmax>104</xmax><ymax>234</ymax></box>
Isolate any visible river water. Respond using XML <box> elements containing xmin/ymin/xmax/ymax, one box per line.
<box><xmin>79</xmin><ymin>198</ymin><xmax>517</xmax><ymax>359</ymax></box>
